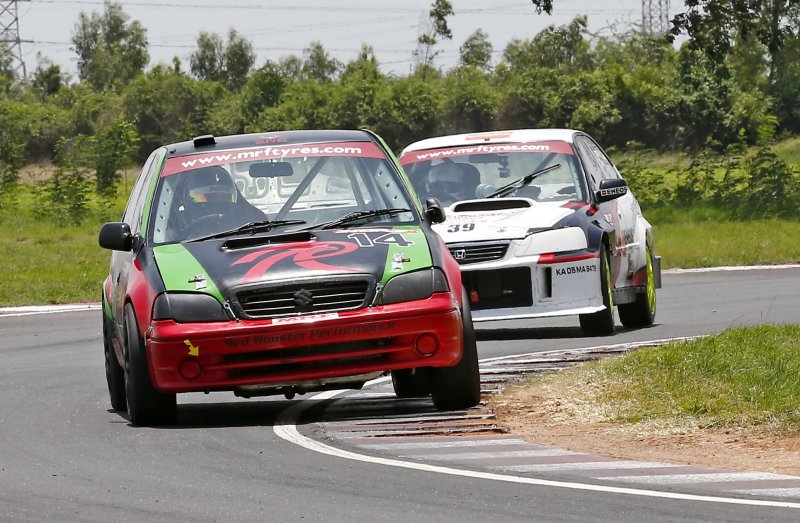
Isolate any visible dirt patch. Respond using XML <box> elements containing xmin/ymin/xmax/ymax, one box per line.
<box><xmin>490</xmin><ymin>380</ymin><xmax>800</xmax><ymax>476</ymax></box>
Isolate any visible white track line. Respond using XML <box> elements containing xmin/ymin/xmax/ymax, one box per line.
<box><xmin>664</xmin><ymin>263</ymin><xmax>800</xmax><ymax>274</ymax></box>
<box><xmin>274</xmin><ymin>389</ymin><xmax>800</xmax><ymax>509</ymax></box>
<box><xmin>0</xmin><ymin>303</ymin><xmax>101</xmax><ymax>317</ymax></box>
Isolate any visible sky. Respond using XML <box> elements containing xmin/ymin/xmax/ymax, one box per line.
<box><xmin>15</xmin><ymin>0</ymin><xmax>686</xmax><ymax>78</ymax></box>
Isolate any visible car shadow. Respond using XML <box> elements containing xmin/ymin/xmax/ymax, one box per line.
<box><xmin>122</xmin><ymin>392</ymin><xmax>440</xmax><ymax>430</ymax></box>
<box><xmin>476</xmin><ymin>325</ymin><xmax>584</xmax><ymax>340</ymax></box>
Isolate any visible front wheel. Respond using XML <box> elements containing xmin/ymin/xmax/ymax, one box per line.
<box><xmin>579</xmin><ymin>244</ymin><xmax>615</xmax><ymax>336</ymax></box>
<box><xmin>391</xmin><ymin>368</ymin><xmax>431</xmax><ymax>398</ymax></box>
<box><xmin>618</xmin><ymin>245</ymin><xmax>657</xmax><ymax>328</ymax></box>
<box><xmin>123</xmin><ymin>305</ymin><xmax>176</xmax><ymax>426</ymax></box>
<box><xmin>430</xmin><ymin>288</ymin><xmax>481</xmax><ymax>411</ymax></box>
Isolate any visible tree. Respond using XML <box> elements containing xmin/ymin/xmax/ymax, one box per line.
<box><xmin>0</xmin><ymin>42</ymin><xmax>18</xmax><ymax>94</ymax></box>
<box><xmin>32</xmin><ymin>58</ymin><xmax>68</xmax><ymax>97</ymax></box>
<box><xmin>529</xmin><ymin>0</ymin><xmax>554</xmax><ymax>13</ymax></box>
<box><xmin>671</xmin><ymin>1</ymin><xmax>800</xmax><ymax>76</ymax></box>
<box><xmin>208</xmin><ymin>61</ymin><xmax>287</xmax><ymax>135</ymax></box>
<box><xmin>441</xmin><ymin>66</ymin><xmax>498</xmax><ymax>133</ymax></box>
<box><xmin>329</xmin><ymin>45</ymin><xmax>391</xmax><ymax>131</ymax></box>
<box><xmin>71</xmin><ymin>1</ymin><xmax>149</xmax><ymax>90</ymax></box>
<box><xmin>415</xmin><ymin>0</ymin><xmax>454</xmax><ymax>75</ymax></box>
<box><xmin>189</xmin><ymin>28</ymin><xmax>255</xmax><ymax>91</ymax></box>
<box><xmin>190</xmin><ymin>32</ymin><xmax>224</xmax><ymax>83</ymax></box>
<box><xmin>459</xmin><ymin>29</ymin><xmax>493</xmax><ymax>70</ymax></box>
<box><xmin>502</xmin><ymin>17</ymin><xmax>592</xmax><ymax>73</ymax></box>
<box><xmin>302</xmin><ymin>42</ymin><xmax>341</xmax><ymax>82</ymax></box>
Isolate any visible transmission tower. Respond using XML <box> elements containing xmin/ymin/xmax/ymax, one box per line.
<box><xmin>0</xmin><ymin>0</ymin><xmax>30</xmax><ymax>77</ymax></box>
<box><xmin>641</xmin><ymin>0</ymin><xmax>670</xmax><ymax>36</ymax></box>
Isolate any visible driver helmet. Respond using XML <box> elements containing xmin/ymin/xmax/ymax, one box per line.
<box><xmin>182</xmin><ymin>166</ymin><xmax>237</xmax><ymax>220</ymax></box>
<box><xmin>427</xmin><ymin>161</ymin><xmax>467</xmax><ymax>206</ymax></box>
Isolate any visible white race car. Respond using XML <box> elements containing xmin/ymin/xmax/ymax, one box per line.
<box><xmin>399</xmin><ymin>129</ymin><xmax>660</xmax><ymax>335</ymax></box>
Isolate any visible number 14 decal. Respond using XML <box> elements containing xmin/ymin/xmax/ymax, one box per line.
<box><xmin>347</xmin><ymin>231</ymin><xmax>414</xmax><ymax>248</ymax></box>
<box><xmin>447</xmin><ymin>223</ymin><xmax>475</xmax><ymax>233</ymax></box>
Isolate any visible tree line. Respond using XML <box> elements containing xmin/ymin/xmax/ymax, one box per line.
<box><xmin>1</xmin><ymin>0</ymin><xmax>800</xmax><ymax>202</ymax></box>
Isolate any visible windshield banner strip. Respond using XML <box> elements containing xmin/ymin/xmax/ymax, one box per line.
<box><xmin>162</xmin><ymin>141</ymin><xmax>385</xmax><ymax>177</ymax></box>
<box><xmin>400</xmin><ymin>141</ymin><xmax>575</xmax><ymax>165</ymax></box>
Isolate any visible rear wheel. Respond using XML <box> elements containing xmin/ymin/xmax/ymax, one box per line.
<box><xmin>103</xmin><ymin>314</ymin><xmax>126</xmax><ymax>411</ymax></box>
<box><xmin>430</xmin><ymin>289</ymin><xmax>481</xmax><ymax>411</ymax></box>
<box><xmin>391</xmin><ymin>368</ymin><xmax>431</xmax><ymax>398</ymax></box>
<box><xmin>618</xmin><ymin>245</ymin><xmax>657</xmax><ymax>328</ymax></box>
<box><xmin>124</xmin><ymin>305</ymin><xmax>176</xmax><ymax>426</ymax></box>
<box><xmin>579</xmin><ymin>245</ymin><xmax>615</xmax><ymax>336</ymax></box>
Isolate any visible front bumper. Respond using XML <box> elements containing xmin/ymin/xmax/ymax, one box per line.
<box><xmin>459</xmin><ymin>250</ymin><xmax>605</xmax><ymax>322</ymax></box>
<box><xmin>145</xmin><ymin>292</ymin><xmax>462</xmax><ymax>393</ymax></box>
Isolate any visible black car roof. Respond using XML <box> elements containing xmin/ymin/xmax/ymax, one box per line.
<box><xmin>165</xmin><ymin>130</ymin><xmax>375</xmax><ymax>158</ymax></box>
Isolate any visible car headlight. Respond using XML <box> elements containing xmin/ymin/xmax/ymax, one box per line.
<box><xmin>515</xmin><ymin>227</ymin><xmax>587</xmax><ymax>257</ymax></box>
<box><xmin>380</xmin><ymin>268</ymin><xmax>449</xmax><ymax>305</ymax></box>
<box><xmin>152</xmin><ymin>292</ymin><xmax>229</xmax><ymax>322</ymax></box>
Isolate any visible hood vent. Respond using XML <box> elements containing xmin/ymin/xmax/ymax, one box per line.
<box><xmin>452</xmin><ymin>199</ymin><xmax>531</xmax><ymax>213</ymax></box>
<box><xmin>223</xmin><ymin>231</ymin><xmax>315</xmax><ymax>250</ymax></box>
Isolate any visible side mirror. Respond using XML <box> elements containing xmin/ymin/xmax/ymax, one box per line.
<box><xmin>424</xmin><ymin>197</ymin><xmax>446</xmax><ymax>224</ymax></box>
<box><xmin>595</xmin><ymin>178</ymin><xmax>628</xmax><ymax>204</ymax></box>
<box><xmin>249</xmin><ymin>162</ymin><xmax>293</xmax><ymax>177</ymax></box>
<box><xmin>99</xmin><ymin>222</ymin><xmax>133</xmax><ymax>251</ymax></box>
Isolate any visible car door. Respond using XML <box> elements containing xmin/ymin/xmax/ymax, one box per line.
<box><xmin>110</xmin><ymin>150</ymin><xmax>160</xmax><ymax>332</ymax></box>
<box><xmin>573</xmin><ymin>135</ymin><xmax>632</xmax><ymax>288</ymax></box>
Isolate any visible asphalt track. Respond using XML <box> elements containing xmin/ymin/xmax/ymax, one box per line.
<box><xmin>1</xmin><ymin>267</ymin><xmax>799</xmax><ymax>521</ymax></box>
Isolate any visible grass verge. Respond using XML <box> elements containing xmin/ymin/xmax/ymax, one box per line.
<box><xmin>513</xmin><ymin>325</ymin><xmax>800</xmax><ymax>434</ymax></box>
<box><xmin>654</xmin><ymin>218</ymin><xmax>800</xmax><ymax>268</ymax></box>
<box><xmin>0</xmin><ymin>185</ymin><xmax>125</xmax><ymax>306</ymax></box>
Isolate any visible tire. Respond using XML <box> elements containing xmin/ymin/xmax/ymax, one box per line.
<box><xmin>103</xmin><ymin>314</ymin><xmax>127</xmax><ymax>411</ymax></box>
<box><xmin>430</xmin><ymin>288</ymin><xmax>481</xmax><ymax>411</ymax></box>
<box><xmin>618</xmin><ymin>245</ymin><xmax>657</xmax><ymax>328</ymax></box>
<box><xmin>123</xmin><ymin>305</ymin><xmax>176</xmax><ymax>426</ymax></box>
<box><xmin>391</xmin><ymin>368</ymin><xmax>431</xmax><ymax>398</ymax></box>
<box><xmin>579</xmin><ymin>244</ymin><xmax>615</xmax><ymax>336</ymax></box>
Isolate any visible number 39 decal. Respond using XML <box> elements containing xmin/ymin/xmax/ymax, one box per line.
<box><xmin>447</xmin><ymin>223</ymin><xmax>475</xmax><ymax>233</ymax></box>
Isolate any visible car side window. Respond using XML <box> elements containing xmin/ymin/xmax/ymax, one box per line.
<box><xmin>574</xmin><ymin>137</ymin><xmax>603</xmax><ymax>190</ymax></box>
<box><xmin>585</xmin><ymin>138</ymin><xmax>620</xmax><ymax>180</ymax></box>
<box><xmin>122</xmin><ymin>150</ymin><xmax>161</xmax><ymax>232</ymax></box>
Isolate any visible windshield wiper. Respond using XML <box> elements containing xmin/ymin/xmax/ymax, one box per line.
<box><xmin>487</xmin><ymin>163</ymin><xmax>562</xmax><ymax>198</ymax></box>
<box><xmin>188</xmin><ymin>219</ymin><xmax>307</xmax><ymax>242</ymax></box>
<box><xmin>301</xmin><ymin>208</ymin><xmax>412</xmax><ymax>231</ymax></box>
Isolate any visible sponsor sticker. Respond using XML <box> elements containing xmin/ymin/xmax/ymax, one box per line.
<box><xmin>554</xmin><ymin>264</ymin><xmax>598</xmax><ymax>276</ymax></box>
<box><xmin>400</xmin><ymin>141</ymin><xmax>575</xmax><ymax>165</ymax></box>
<box><xmin>162</xmin><ymin>141</ymin><xmax>385</xmax><ymax>176</ymax></box>
<box><xmin>222</xmin><ymin>320</ymin><xmax>398</xmax><ymax>348</ymax></box>
<box><xmin>599</xmin><ymin>186</ymin><xmax>627</xmax><ymax>197</ymax></box>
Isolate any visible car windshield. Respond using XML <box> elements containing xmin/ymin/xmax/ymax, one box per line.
<box><xmin>150</xmin><ymin>140</ymin><xmax>417</xmax><ymax>244</ymax></box>
<box><xmin>400</xmin><ymin>141</ymin><xmax>587</xmax><ymax>206</ymax></box>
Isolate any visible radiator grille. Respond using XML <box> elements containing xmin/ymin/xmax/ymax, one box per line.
<box><xmin>235</xmin><ymin>279</ymin><xmax>370</xmax><ymax>319</ymax></box>
<box><xmin>448</xmin><ymin>242</ymin><xmax>509</xmax><ymax>265</ymax></box>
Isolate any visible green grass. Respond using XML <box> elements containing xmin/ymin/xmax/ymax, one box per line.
<box><xmin>654</xmin><ymin>218</ymin><xmax>800</xmax><ymax>268</ymax></box>
<box><xmin>771</xmin><ymin>136</ymin><xmax>800</xmax><ymax>166</ymax></box>
<box><xmin>537</xmin><ymin>326</ymin><xmax>800</xmax><ymax>432</ymax></box>
<box><xmin>0</xmin><ymin>185</ymin><xmax>125</xmax><ymax>306</ymax></box>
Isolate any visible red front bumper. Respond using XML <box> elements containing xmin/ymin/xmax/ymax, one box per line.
<box><xmin>145</xmin><ymin>292</ymin><xmax>463</xmax><ymax>393</ymax></box>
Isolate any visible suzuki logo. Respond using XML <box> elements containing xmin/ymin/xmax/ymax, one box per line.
<box><xmin>452</xmin><ymin>249</ymin><xmax>467</xmax><ymax>260</ymax></box>
<box><xmin>293</xmin><ymin>289</ymin><xmax>314</xmax><ymax>312</ymax></box>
